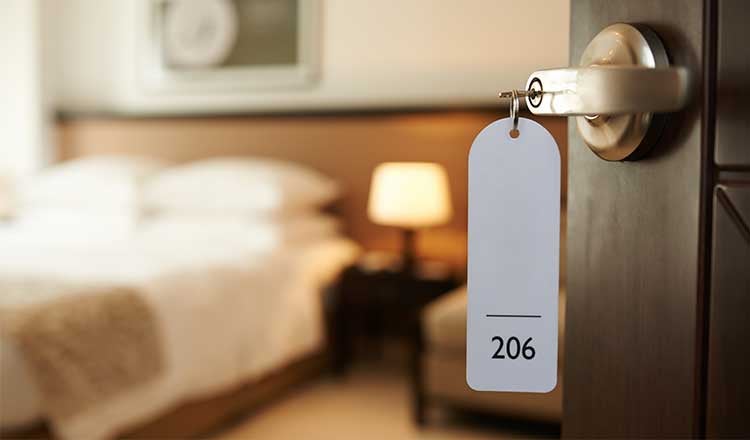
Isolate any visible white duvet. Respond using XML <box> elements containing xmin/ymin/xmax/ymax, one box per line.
<box><xmin>0</xmin><ymin>222</ymin><xmax>359</xmax><ymax>439</ymax></box>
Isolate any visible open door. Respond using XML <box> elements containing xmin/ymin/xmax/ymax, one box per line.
<box><xmin>561</xmin><ymin>0</ymin><xmax>749</xmax><ymax>437</ymax></box>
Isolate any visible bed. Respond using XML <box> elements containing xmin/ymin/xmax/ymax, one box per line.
<box><xmin>0</xmin><ymin>156</ymin><xmax>359</xmax><ymax>439</ymax></box>
<box><xmin>0</xmin><ymin>110</ymin><xmax>546</xmax><ymax>438</ymax></box>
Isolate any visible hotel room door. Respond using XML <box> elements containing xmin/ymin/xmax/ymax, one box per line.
<box><xmin>564</xmin><ymin>0</ymin><xmax>750</xmax><ymax>438</ymax></box>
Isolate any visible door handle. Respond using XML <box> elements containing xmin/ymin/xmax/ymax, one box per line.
<box><xmin>525</xmin><ymin>66</ymin><xmax>690</xmax><ymax>116</ymax></box>
<box><xmin>521</xmin><ymin>23</ymin><xmax>692</xmax><ymax>161</ymax></box>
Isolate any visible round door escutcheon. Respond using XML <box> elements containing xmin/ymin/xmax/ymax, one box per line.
<box><xmin>576</xmin><ymin>23</ymin><xmax>670</xmax><ymax>161</ymax></box>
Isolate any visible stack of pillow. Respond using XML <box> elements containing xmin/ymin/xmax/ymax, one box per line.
<box><xmin>15</xmin><ymin>156</ymin><xmax>165</xmax><ymax>237</ymax></box>
<box><xmin>11</xmin><ymin>155</ymin><xmax>343</xmax><ymax>244</ymax></box>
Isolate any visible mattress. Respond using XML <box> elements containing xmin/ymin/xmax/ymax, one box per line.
<box><xmin>0</xmin><ymin>224</ymin><xmax>359</xmax><ymax>439</ymax></box>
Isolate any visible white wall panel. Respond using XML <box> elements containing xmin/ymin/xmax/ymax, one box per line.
<box><xmin>46</xmin><ymin>0</ymin><xmax>570</xmax><ymax>114</ymax></box>
<box><xmin>0</xmin><ymin>0</ymin><xmax>49</xmax><ymax>175</ymax></box>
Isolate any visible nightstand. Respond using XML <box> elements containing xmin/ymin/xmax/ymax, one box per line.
<box><xmin>329</xmin><ymin>252</ymin><xmax>460</xmax><ymax>374</ymax></box>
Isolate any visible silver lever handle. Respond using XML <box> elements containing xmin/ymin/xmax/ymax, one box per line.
<box><xmin>504</xmin><ymin>23</ymin><xmax>692</xmax><ymax>161</ymax></box>
<box><xmin>524</xmin><ymin>65</ymin><xmax>690</xmax><ymax>116</ymax></box>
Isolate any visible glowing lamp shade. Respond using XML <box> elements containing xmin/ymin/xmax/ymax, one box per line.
<box><xmin>368</xmin><ymin>162</ymin><xmax>453</xmax><ymax>229</ymax></box>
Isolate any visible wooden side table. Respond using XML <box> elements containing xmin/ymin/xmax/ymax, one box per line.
<box><xmin>329</xmin><ymin>254</ymin><xmax>460</xmax><ymax>374</ymax></box>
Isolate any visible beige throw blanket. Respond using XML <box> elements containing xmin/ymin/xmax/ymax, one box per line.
<box><xmin>0</xmin><ymin>282</ymin><xmax>164</xmax><ymax>422</ymax></box>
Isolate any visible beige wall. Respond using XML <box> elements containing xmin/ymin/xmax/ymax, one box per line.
<box><xmin>45</xmin><ymin>0</ymin><xmax>570</xmax><ymax>114</ymax></box>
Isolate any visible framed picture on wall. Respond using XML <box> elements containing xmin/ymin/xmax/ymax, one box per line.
<box><xmin>139</xmin><ymin>0</ymin><xmax>320</xmax><ymax>93</ymax></box>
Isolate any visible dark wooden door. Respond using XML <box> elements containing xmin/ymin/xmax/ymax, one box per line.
<box><xmin>564</xmin><ymin>0</ymin><xmax>748</xmax><ymax>437</ymax></box>
<box><xmin>705</xmin><ymin>0</ymin><xmax>750</xmax><ymax>437</ymax></box>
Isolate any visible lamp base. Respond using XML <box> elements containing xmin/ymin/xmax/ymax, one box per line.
<box><xmin>401</xmin><ymin>228</ymin><xmax>417</xmax><ymax>275</ymax></box>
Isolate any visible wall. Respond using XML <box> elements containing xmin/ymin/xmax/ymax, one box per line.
<box><xmin>0</xmin><ymin>0</ymin><xmax>50</xmax><ymax>176</ymax></box>
<box><xmin>46</xmin><ymin>0</ymin><xmax>570</xmax><ymax>114</ymax></box>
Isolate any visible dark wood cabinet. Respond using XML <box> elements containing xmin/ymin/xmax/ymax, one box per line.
<box><xmin>329</xmin><ymin>262</ymin><xmax>459</xmax><ymax>373</ymax></box>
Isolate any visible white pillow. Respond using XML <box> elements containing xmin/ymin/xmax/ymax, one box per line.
<box><xmin>142</xmin><ymin>214</ymin><xmax>341</xmax><ymax>247</ymax></box>
<box><xmin>20</xmin><ymin>155</ymin><xmax>168</xmax><ymax>210</ymax></box>
<box><xmin>143</xmin><ymin>157</ymin><xmax>340</xmax><ymax>216</ymax></box>
<box><xmin>11</xmin><ymin>206</ymin><xmax>138</xmax><ymax>240</ymax></box>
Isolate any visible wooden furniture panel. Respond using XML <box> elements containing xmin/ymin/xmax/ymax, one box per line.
<box><xmin>564</xmin><ymin>1</ymin><xmax>705</xmax><ymax>437</ymax></box>
<box><xmin>330</xmin><ymin>260</ymin><xmax>459</xmax><ymax>375</ymax></box>
<box><xmin>56</xmin><ymin>112</ymin><xmax>566</xmax><ymax>268</ymax></box>
<box><xmin>715</xmin><ymin>0</ymin><xmax>750</xmax><ymax>168</ymax></box>
<box><xmin>706</xmin><ymin>185</ymin><xmax>750</xmax><ymax>437</ymax></box>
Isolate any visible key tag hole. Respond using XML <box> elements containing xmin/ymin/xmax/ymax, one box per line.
<box><xmin>509</xmin><ymin>128</ymin><xmax>520</xmax><ymax>139</ymax></box>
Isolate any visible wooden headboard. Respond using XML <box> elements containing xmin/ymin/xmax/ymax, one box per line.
<box><xmin>57</xmin><ymin>111</ymin><xmax>566</xmax><ymax>268</ymax></box>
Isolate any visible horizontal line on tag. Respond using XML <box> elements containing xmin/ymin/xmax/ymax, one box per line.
<box><xmin>485</xmin><ymin>314</ymin><xmax>542</xmax><ymax>318</ymax></box>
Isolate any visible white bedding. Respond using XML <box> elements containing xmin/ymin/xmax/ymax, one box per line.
<box><xmin>0</xmin><ymin>223</ymin><xmax>359</xmax><ymax>439</ymax></box>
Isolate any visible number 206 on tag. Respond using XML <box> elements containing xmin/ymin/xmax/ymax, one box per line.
<box><xmin>466</xmin><ymin>117</ymin><xmax>560</xmax><ymax>393</ymax></box>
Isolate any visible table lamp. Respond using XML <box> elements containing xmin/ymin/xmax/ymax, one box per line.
<box><xmin>367</xmin><ymin>162</ymin><xmax>453</xmax><ymax>273</ymax></box>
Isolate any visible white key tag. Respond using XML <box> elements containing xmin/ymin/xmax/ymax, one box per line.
<box><xmin>467</xmin><ymin>116</ymin><xmax>560</xmax><ymax>393</ymax></box>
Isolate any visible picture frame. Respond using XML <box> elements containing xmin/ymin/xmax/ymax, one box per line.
<box><xmin>138</xmin><ymin>0</ymin><xmax>320</xmax><ymax>93</ymax></box>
